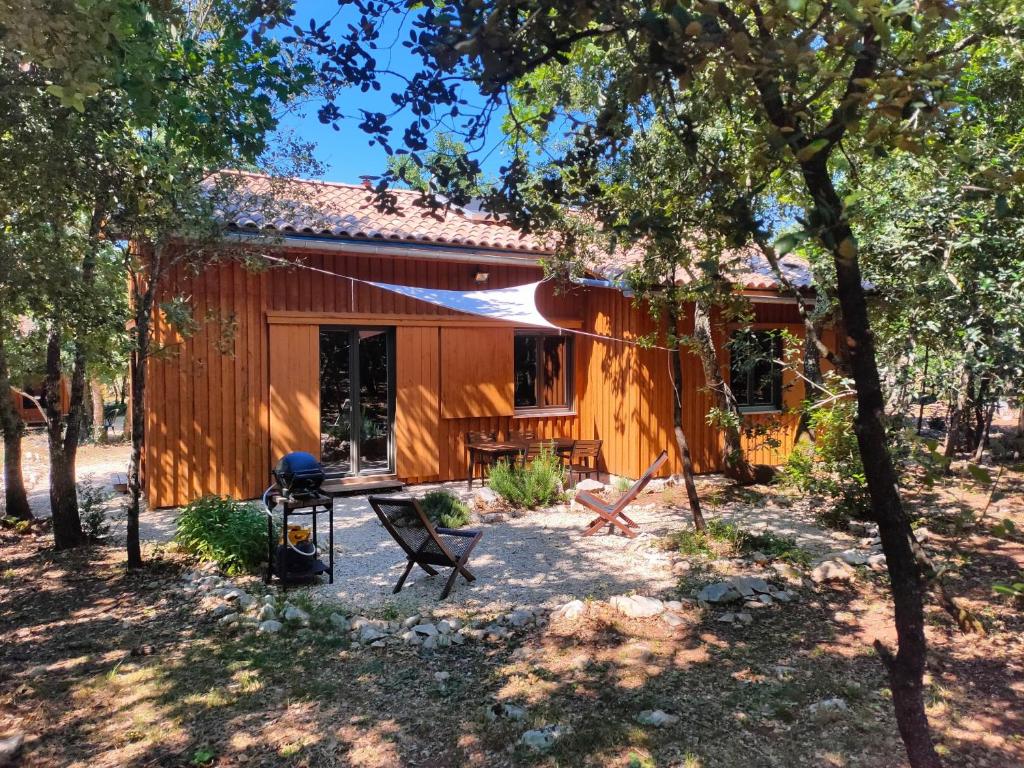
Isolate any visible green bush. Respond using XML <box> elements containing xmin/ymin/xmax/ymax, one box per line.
<box><xmin>780</xmin><ymin>395</ymin><xmax>870</xmax><ymax>527</ymax></box>
<box><xmin>174</xmin><ymin>495</ymin><xmax>268</xmax><ymax>575</ymax></box>
<box><xmin>488</xmin><ymin>447</ymin><xmax>565</xmax><ymax>509</ymax></box>
<box><xmin>77</xmin><ymin>480</ymin><xmax>111</xmax><ymax>541</ymax></box>
<box><xmin>419</xmin><ymin>489</ymin><xmax>471</xmax><ymax>528</ymax></box>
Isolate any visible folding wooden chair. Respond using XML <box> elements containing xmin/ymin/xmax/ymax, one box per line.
<box><xmin>568</xmin><ymin>439</ymin><xmax>602</xmax><ymax>487</ymax></box>
<box><xmin>575</xmin><ymin>450</ymin><xmax>668</xmax><ymax>538</ymax></box>
<box><xmin>509</xmin><ymin>429</ymin><xmax>535</xmax><ymax>441</ymax></box>
<box><xmin>368</xmin><ymin>496</ymin><xmax>484</xmax><ymax>599</ymax></box>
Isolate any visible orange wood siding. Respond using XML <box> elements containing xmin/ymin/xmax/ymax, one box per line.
<box><xmin>268</xmin><ymin>323</ymin><xmax>320</xmax><ymax>461</ymax></box>
<box><xmin>395</xmin><ymin>325</ymin><xmax>441</xmax><ymax>481</ymax></box>
<box><xmin>144</xmin><ymin>260</ymin><xmax>271</xmax><ymax>508</ymax></box>
<box><xmin>142</xmin><ymin>244</ymin><xmax>818</xmax><ymax>507</ymax></box>
<box><xmin>440</xmin><ymin>326</ymin><xmax>515</xmax><ymax>419</ymax></box>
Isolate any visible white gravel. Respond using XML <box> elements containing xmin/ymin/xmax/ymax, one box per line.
<box><xmin>135</xmin><ymin>482</ymin><xmax>688</xmax><ymax>613</ymax></box>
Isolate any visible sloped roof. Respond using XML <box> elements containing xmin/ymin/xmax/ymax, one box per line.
<box><xmin>216</xmin><ymin>172</ymin><xmax>814</xmax><ymax>291</ymax></box>
<box><xmin>217</xmin><ymin>172</ymin><xmax>547</xmax><ymax>253</ymax></box>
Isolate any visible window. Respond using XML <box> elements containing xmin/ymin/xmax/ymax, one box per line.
<box><xmin>514</xmin><ymin>331</ymin><xmax>573</xmax><ymax>411</ymax></box>
<box><xmin>729</xmin><ymin>330</ymin><xmax>783</xmax><ymax>412</ymax></box>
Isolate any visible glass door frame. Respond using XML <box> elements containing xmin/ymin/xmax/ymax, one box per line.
<box><xmin>319</xmin><ymin>325</ymin><xmax>396</xmax><ymax>477</ymax></box>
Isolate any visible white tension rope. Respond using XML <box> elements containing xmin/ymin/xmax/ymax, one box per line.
<box><xmin>258</xmin><ymin>253</ymin><xmax>674</xmax><ymax>351</ymax></box>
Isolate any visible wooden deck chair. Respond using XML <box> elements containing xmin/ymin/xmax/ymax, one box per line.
<box><xmin>368</xmin><ymin>496</ymin><xmax>484</xmax><ymax>599</ymax></box>
<box><xmin>575</xmin><ymin>450</ymin><xmax>668</xmax><ymax>538</ymax></box>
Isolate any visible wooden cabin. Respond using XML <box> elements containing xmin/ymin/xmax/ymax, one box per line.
<box><xmin>142</xmin><ymin>174</ymin><xmax>833</xmax><ymax>508</ymax></box>
<box><xmin>9</xmin><ymin>377</ymin><xmax>69</xmax><ymax>425</ymax></box>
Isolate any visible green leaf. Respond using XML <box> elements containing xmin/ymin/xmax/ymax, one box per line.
<box><xmin>966</xmin><ymin>464</ymin><xmax>992</xmax><ymax>485</ymax></box>
<box><xmin>796</xmin><ymin>138</ymin><xmax>829</xmax><ymax>162</ymax></box>
<box><xmin>774</xmin><ymin>232</ymin><xmax>802</xmax><ymax>256</ymax></box>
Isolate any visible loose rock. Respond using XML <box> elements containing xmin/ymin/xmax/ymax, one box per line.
<box><xmin>610</xmin><ymin>595</ymin><xmax>665</xmax><ymax>618</ymax></box>
<box><xmin>0</xmin><ymin>731</ymin><xmax>25</xmax><ymax>766</ymax></box>
<box><xmin>519</xmin><ymin>725</ymin><xmax>569</xmax><ymax>752</ymax></box>
<box><xmin>258</xmin><ymin>620</ymin><xmax>283</xmax><ymax>635</ymax></box>
<box><xmin>696</xmin><ymin>582</ymin><xmax>742</xmax><ymax>604</ymax></box>
<box><xmin>486</xmin><ymin>702</ymin><xmax>527</xmax><ymax>721</ymax></box>
<box><xmin>282</xmin><ymin>605</ymin><xmax>310</xmax><ymax>625</ymax></box>
<box><xmin>836</xmin><ymin>549</ymin><xmax>868</xmax><ymax>566</ymax></box>
<box><xmin>811</xmin><ymin>559</ymin><xmax>856</xmax><ymax>584</ymax></box>
<box><xmin>552</xmin><ymin>599</ymin><xmax>586</xmax><ymax>622</ymax></box>
<box><xmin>635</xmin><ymin>709</ymin><xmax>679</xmax><ymax>727</ymax></box>
<box><xmin>808</xmin><ymin>697</ymin><xmax>849</xmax><ymax>721</ymax></box>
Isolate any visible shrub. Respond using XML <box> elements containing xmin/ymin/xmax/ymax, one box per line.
<box><xmin>78</xmin><ymin>480</ymin><xmax>111</xmax><ymax>541</ymax></box>
<box><xmin>488</xmin><ymin>447</ymin><xmax>565</xmax><ymax>509</ymax></box>
<box><xmin>174</xmin><ymin>495</ymin><xmax>267</xmax><ymax>575</ymax></box>
<box><xmin>780</xmin><ymin>394</ymin><xmax>871</xmax><ymax>527</ymax></box>
<box><xmin>665</xmin><ymin>519</ymin><xmax>809</xmax><ymax>565</ymax></box>
<box><xmin>419</xmin><ymin>489</ymin><xmax>471</xmax><ymax>528</ymax></box>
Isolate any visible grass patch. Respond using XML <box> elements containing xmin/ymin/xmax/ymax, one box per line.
<box><xmin>664</xmin><ymin>519</ymin><xmax>810</xmax><ymax>565</ymax></box>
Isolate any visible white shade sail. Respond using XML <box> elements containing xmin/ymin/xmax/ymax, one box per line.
<box><xmin>368</xmin><ymin>280</ymin><xmax>559</xmax><ymax>329</ymax></box>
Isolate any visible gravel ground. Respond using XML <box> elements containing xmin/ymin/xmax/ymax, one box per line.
<box><xmin>4</xmin><ymin>432</ymin><xmax>857</xmax><ymax>614</ymax></box>
<box><xmin>132</xmin><ymin>483</ymin><xmax>688</xmax><ymax>613</ymax></box>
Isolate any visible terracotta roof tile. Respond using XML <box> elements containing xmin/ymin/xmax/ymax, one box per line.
<box><xmin>215</xmin><ymin>172</ymin><xmax>814</xmax><ymax>291</ymax></box>
<box><xmin>217</xmin><ymin>172</ymin><xmax>546</xmax><ymax>253</ymax></box>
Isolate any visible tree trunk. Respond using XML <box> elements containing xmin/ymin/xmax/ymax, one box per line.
<box><xmin>91</xmin><ymin>378</ymin><xmax>106</xmax><ymax>444</ymax></box>
<box><xmin>796</xmin><ymin>295</ymin><xmax>828</xmax><ymax>444</ymax></box>
<box><xmin>944</xmin><ymin>364</ymin><xmax>972</xmax><ymax>461</ymax></box>
<box><xmin>969</xmin><ymin>377</ymin><xmax>990</xmax><ymax>455</ymax></box>
<box><xmin>0</xmin><ymin>338</ymin><xmax>32</xmax><ymax>520</ymax></box>
<box><xmin>972</xmin><ymin>404</ymin><xmax>994</xmax><ymax>463</ymax></box>
<box><xmin>126</xmin><ymin>272</ymin><xmax>156</xmax><ymax>569</ymax></box>
<box><xmin>691</xmin><ymin>299</ymin><xmax>753</xmax><ymax>483</ymax></box>
<box><xmin>800</xmin><ymin>155</ymin><xmax>940</xmax><ymax>768</ymax></box>
<box><xmin>44</xmin><ymin>328</ymin><xmax>85</xmax><ymax>548</ymax></box>
<box><xmin>666</xmin><ymin>305</ymin><xmax>705</xmax><ymax>531</ymax></box>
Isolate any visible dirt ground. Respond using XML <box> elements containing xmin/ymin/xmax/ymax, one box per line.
<box><xmin>1</xmin><ymin>452</ymin><xmax>1022</xmax><ymax>768</ymax></box>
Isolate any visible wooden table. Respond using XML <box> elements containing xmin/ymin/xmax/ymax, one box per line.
<box><xmin>466</xmin><ymin>437</ymin><xmax>576</xmax><ymax>490</ymax></box>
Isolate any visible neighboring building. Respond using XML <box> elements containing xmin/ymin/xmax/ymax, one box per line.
<box><xmin>9</xmin><ymin>377</ymin><xmax>69</xmax><ymax>426</ymax></box>
<box><xmin>141</xmin><ymin>173</ymin><xmax>834</xmax><ymax>508</ymax></box>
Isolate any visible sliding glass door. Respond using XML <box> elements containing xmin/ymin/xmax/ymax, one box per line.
<box><xmin>319</xmin><ymin>327</ymin><xmax>394</xmax><ymax>476</ymax></box>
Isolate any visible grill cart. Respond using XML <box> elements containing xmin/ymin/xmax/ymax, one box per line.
<box><xmin>263</xmin><ymin>452</ymin><xmax>334</xmax><ymax>586</ymax></box>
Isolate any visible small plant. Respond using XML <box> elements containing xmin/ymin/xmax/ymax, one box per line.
<box><xmin>665</xmin><ymin>518</ymin><xmax>746</xmax><ymax>558</ymax></box>
<box><xmin>665</xmin><ymin>519</ymin><xmax>809</xmax><ymax>565</ymax></box>
<box><xmin>488</xmin><ymin>447</ymin><xmax>565</xmax><ymax>508</ymax></box>
<box><xmin>992</xmin><ymin>573</ymin><xmax>1024</xmax><ymax>605</ymax></box>
<box><xmin>174</xmin><ymin>495</ymin><xmax>267</xmax><ymax>575</ymax></box>
<box><xmin>419</xmin><ymin>489</ymin><xmax>471</xmax><ymax>528</ymax></box>
<box><xmin>612</xmin><ymin>475</ymin><xmax>632</xmax><ymax>493</ymax></box>
<box><xmin>78</xmin><ymin>480</ymin><xmax>111</xmax><ymax>541</ymax></box>
<box><xmin>779</xmin><ymin>385</ymin><xmax>871</xmax><ymax>528</ymax></box>
<box><xmin>745</xmin><ymin>530</ymin><xmax>811</xmax><ymax>566</ymax></box>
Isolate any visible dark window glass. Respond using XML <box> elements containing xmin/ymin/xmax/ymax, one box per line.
<box><xmin>729</xmin><ymin>331</ymin><xmax>783</xmax><ymax>411</ymax></box>
<box><xmin>514</xmin><ymin>332</ymin><xmax>573</xmax><ymax>410</ymax></box>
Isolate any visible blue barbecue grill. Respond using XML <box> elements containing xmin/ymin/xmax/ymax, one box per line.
<box><xmin>263</xmin><ymin>452</ymin><xmax>334</xmax><ymax>586</ymax></box>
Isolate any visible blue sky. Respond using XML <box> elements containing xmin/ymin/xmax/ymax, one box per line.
<box><xmin>274</xmin><ymin>0</ymin><xmax>511</xmax><ymax>184</ymax></box>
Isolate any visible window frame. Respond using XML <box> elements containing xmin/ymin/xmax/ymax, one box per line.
<box><xmin>729</xmin><ymin>330</ymin><xmax>784</xmax><ymax>414</ymax></box>
<box><xmin>513</xmin><ymin>329</ymin><xmax>575</xmax><ymax>416</ymax></box>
